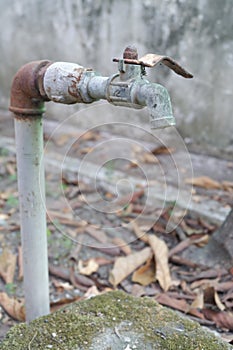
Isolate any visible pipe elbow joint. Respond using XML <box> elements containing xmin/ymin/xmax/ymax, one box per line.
<box><xmin>9</xmin><ymin>60</ymin><xmax>52</xmax><ymax>117</ymax></box>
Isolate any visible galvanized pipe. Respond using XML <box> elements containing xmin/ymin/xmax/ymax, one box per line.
<box><xmin>10</xmin><ymin>61</ymin><xmax>51</xmax><ymax>322</ymax></box>
<box><xmin>14</xmin><ymin>116</ymin><xmax>49</xmax><ymax>322</ymax></box>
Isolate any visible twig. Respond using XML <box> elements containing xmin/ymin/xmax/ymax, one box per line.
<box><xmin>28</xmin><ymin>331</ymin><xmax>38</xmax><ymax>350</ymax></box>
<box><xmin>169</xmin><ymin>255</ymin><xmax>202</xmax><ymax>268</ymax></box>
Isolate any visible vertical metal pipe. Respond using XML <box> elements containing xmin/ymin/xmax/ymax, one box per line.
<box><xmin>14</xmin><ymin>116</ymin><xmax>49</xmax><ymax>322</ymax></box>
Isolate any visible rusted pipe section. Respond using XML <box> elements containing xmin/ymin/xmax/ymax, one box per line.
<box><xmin>9</xmin><ymin>60</ymin><xmax>52</xmax><ymax>117</ymax></box>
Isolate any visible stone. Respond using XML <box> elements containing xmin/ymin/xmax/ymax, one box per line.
<box><xmin>1</xmin><ymin>291</ymin><xmax>232</xmax><ymax>349</ymax></box>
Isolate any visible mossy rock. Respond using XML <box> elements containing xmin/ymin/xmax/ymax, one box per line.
<box><xmin>1</xmin><ymin>291</ymin><xmax>232</xmax><ymax>349</ymax></box>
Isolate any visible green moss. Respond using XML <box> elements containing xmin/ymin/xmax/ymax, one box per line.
<box><xmin>1</xmin><ymin>291</ymin><xmax>232</xmax><ymax>349</ymax></box>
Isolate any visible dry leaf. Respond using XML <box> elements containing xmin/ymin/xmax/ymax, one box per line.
<box><xmin>84</xmin><ymin>286</ymin><xmax>101</xmax><ymax>299</ymax></box>
<box><xmin>156</xmin><ymin>293</ymin><xmax>204</xmax><ymax>319</ymax></box>
<box><xmin>185</xmin><ymin>176</ymin><xmax>221</xmax><ymax>190</ymax></box>
<box><xmin>203</xmin><ymin>285</ymin><xmax>226</xmax><ymax>311</ymax></box>
<box><xmin>156</xmin><ymin>293</ymin><xmax>189</xmax><ymax>313</ymax></box>
<box><xmin>132</xmin><ymin>258</ymin><xmax>156</xmax><ymax>286</ymax></box>
<box><xmin>131</xmin><ymin>221</ymin><xmax>149</xmax><ymax>243</ymax></box>
<box><xmin>78</xmin><ymin>258</ymin><xmax>99</xmax><ymax>275</ymax></box>
<box><xmin>214</xmin><ymin>291</ymin><xmax>226</xmax><ymax>311</ymax></box>
<box><xmin>222</xmin><ymin>181</ymin><xmax>233</xmax><ymax>192</ymax></box>
<box><xmin>190</xmin><ymin>290</ymin><xmax>204</xmax><ymax>310</ymax></box>
<box><xmin>0</xmin><ymin>213</ymin><xmax>9</xmax><ymax>220</ymax></box>
<box><xmin>204</xmin><ymin>286</ymin><xmax>216</xmax><ymax>304</ymax></box>
<box><xmin>180</xmin><ymin>220</ymin><xmax>203</xmax><ymax>236</ymax></box>
<box><xmin>151</xmin><ymin>146</ymin><xmax>175</xmax><ymax>155</ymax></box>
<box><xmin>148</xmin><ymin>234</ymin><xmax>172</xmax><ymax>292</ymax></box>
<box><xmin>203</xmin><ymin>309</ymin><xmax>233</xmax><ymax>330</ymax></box>
<box><xmin>141</xmin><ymin>153</ymin><xmax>159</xmax><ymax>164</ymax></box>
<box><xmin>132</xmin><ymin>144</ymin><xmax>143</xmax><ymax>154</ymax></box>
<box><xmin>190</xmin><ymin>278</ymin><xmax>218</xmax><ymax>290</ymax></box>
<box><xmin>109</xmin><ymin>247</ymin><xmax>152</xmax><ymax>287</ymax></box>
<box><xmin>83</xmin><ymin>286</ymin><xmax>112</xmax><ymax>299</ymax></box>
<box><xmin>6</xmin><ymin>163</ymin><xmax>16</xmax><ymax>175</ymax></box>
<box><xmin>53</xmin><ymin>280</ymin><xmax>74</xmax><ymax>292</ymax></box>
<box><xmin>194</xmin><ymin>234</ymin><xmax>209</xmax><ymax>247</ymax></box>
<box><xmin>126</xmin><ymin>160</ymin><xmax>139</xmax><ymax>169</ymax></box>
<box><xmin>79</xmin><ymin>130</ymin><xmax>100</xmax><ymax>142</ymax></box>
<box><xmin>50</xmin><ymin>295</ymin><xmax>81</xmax><ymax>312</ymax></box>
<box><xmin>0</xmin><ymin>248</ymin><xmax>17</xmax><ymax>284</ymax></box>
<box><xmin>111</xmin><ymin>237</ymin><xmax>132</xmax><ymax>255</ymax></box>
<box><xmin>0</xmin><ymin>292</ymin><xmax>25</xmax><ymax>321</ymax></box>
<box><xmin>49</xmin><ymin>264</ymin><xmax>94</xmax><ymax>288</ymax></box>
<box><xmin>80</xmin><ymin>147</ymin><xmax>94</xmax><ymax>154</ymax></box>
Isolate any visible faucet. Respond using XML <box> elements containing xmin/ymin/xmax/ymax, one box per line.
<box><xmin>41</xmin><ymin>45</ymin><xmax>192</xmax><ymax>129</ymax></box>
<box><xmin>9</xmin><ymin>46</ymin><xmax>192</xmax><ymax>322</ymax></box>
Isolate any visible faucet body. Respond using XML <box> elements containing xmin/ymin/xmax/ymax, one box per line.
<box><xmin>42</xmin><ymin>59</ymin><xmax>174</xmax><ymax>129</ymax></box>
<box><xmin>10</xmin><ymin>46</ymin><xmax>192</xmax><ymax>129</ymax></box>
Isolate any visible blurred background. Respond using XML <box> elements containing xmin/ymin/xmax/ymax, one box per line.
<box><xmin>0</xmin><ymin>0</ymin><xmax>232</xmax><ymax>150</ymax></box>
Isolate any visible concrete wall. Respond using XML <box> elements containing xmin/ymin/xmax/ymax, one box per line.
<box><xmin>0</xmin><ymin>0</ymin><xmax>232</xmax><ymax>148</ymax></box>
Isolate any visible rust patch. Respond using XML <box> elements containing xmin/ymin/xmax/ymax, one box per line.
<box><xmin>67</xmin><ymin>72</ymin><xmax>84</xmax><ymax>102</ymax></box>
<box><xmin>9</xmin><ymin>60</ymin><xmax>52</xmax><ymax>118</ymax></box>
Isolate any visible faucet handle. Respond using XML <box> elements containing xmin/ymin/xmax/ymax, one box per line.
<box><xmin>138</xmin><ymin>53</ymin><xmax>193</xmax><ymax>78</ymax></box>
<box><xmin>113</xmin><ymin>52</ymin><xmax>193</xmax><ymax>79</ymax></box>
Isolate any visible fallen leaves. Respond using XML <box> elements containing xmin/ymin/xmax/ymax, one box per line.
<box><xmin>204</xmin><ymin>286</ymin><xmax>226</xmax><ymax>311</ymax></box>
<box><xmin>0</xmin><ymin>293</ymin><xmax>25</xmax><ymax>321</ymax></box>
<box><xmin>49</xmin><ymin>264</ymin><xmax>94</xmax><ymax>289</ymax></box>
<box><xmin>151</xmin><ymin>145</ymin><xmax>175</xmax><ymax>155</ymax></box>
<box><xmin>156</xmin><ymin>293</ymin><xmax>190</xmax><ymax>314</ymax></box>
<box><xmin>148</xmin><ymin>234</ymin><xmax>172</xmax><ymax>292</ymax></box>
<box><xmin>78</xmin><ymin>258</ymin><xmax>99</xmax><ymax>276</ymax></box>
<box><xmin>0</xmin><ymin>139</ymin><xmax>232</xmax><ymax>342</ymax></box>
<box><xmin>132</xmin><ymin>258</ymin><xmax>155</xmax><ymax>286</ymax></box>
<box><xmin>109</xmin><ymin>224</ymin><xmax>172</xmax><ymax>292</ymax></box>
<box><xmin>186</xmin><ymin>176</ymin><xmax>222</xmax><ymax>190</ymax></box>
<box><xmin>203</xmin><ymin>309</ymin><xmax>233</xmax><ymax>330</ymax></box>
<box><xmin>186</xmin><ymin>176</ymin><xmax>233</xmax><ymax>192</ymax></box>
<box><xmin>0</xmin><ymin>248</ymin><xmax>17</xmax><ymax>284</ymax></box>
<box><xmin>109</xmin><ymin>247</ymin><xmax>152</xmax><ymax>287</ymax></box>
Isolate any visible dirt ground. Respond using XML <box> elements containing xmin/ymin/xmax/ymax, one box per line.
<box><xmin>0</xmin><ymin>112</ymin><xmax>233</xmax><ymax>344</ymax></box>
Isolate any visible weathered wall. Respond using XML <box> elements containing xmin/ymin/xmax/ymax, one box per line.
<box><xmin>0</xmin><ymin>0</ymin><xmax>232</xmax><ymax>148</ymax></box>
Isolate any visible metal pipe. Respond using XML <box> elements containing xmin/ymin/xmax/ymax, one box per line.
<box><xmin>10</xmin><ymin>61</ymin><xmax>51</xmax><ymax>322</ymax></box>
<box><xmin>14</xmin><ymin>116</ymin><xmax>49</xmax><ymax>322</ymax></box>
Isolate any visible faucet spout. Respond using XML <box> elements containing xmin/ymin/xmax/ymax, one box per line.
<box><xmin>87</xmin><ymin>74</ymin><xmax>175</xmax><ymax>129</ymax></box>
<box><xmin>132</xmin><ymin>81</ymin><xmax>175</xmax><ymax>129</ymax></box>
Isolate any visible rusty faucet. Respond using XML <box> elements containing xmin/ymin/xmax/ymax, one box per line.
<box><xmin>9</xmin><ymin>46</ymin><xmax>192</xmax><ymax>322</ymax></box>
